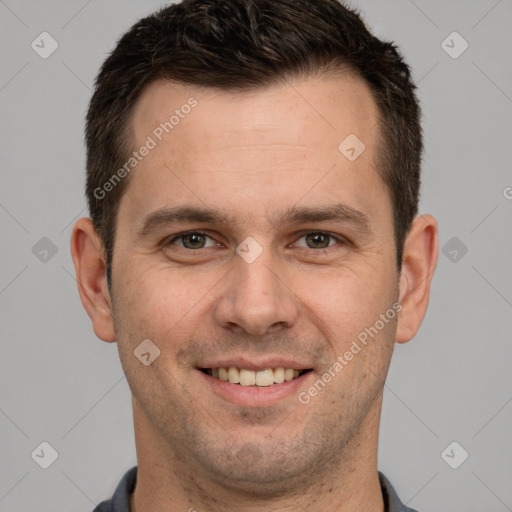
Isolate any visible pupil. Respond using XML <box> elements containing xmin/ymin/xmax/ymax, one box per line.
<box><xmin>184</xmin><ymin>233</ymin><xmax>205</xmax><ymax>249</ymax></box>
<box><xmin>307</xmin><ymin>233</ymin><xmax>329</xmax><ymax>249</ymax></box>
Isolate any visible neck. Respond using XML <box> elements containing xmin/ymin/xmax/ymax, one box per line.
<box><xmin>130</xmin><ymin>396</ymin><xmax>385</xmax><ymax>512</ymax></box>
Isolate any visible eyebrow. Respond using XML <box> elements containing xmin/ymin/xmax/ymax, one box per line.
<box><xmin>136</xmin><ymin>203</ymin><xmax>372</xmax><ymax>237</ymax></box>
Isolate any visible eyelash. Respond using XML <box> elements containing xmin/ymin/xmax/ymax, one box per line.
<box><xmin>164</xmin><ymin>230</ymin><xmax>348</xmax><ymax>251</ymax></box>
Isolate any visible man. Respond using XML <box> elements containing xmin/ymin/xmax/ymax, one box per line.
<box><xmin>70</xmin><ymin>0</ymin><xmax>438</xmax><ymax>510</ymax></box>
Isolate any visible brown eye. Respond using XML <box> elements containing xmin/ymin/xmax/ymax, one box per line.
<box><xmin>166</xmin><ymin>231</ymin><xmax>216</xmax><ymax>250</ymax></box>
<box><xmin>304</xmin><ymin>233</ymin><xmax>332</xmax><ymax>249</ymax></box>
<box><xmin>294</xmin><ymin>231</ymin><xmax>343</xmax><ymax>250</ymax></box>
<box><xmin>180</xmin><ymin>233</ymin><xmax>206</xmax><ymax>249</ymax></box>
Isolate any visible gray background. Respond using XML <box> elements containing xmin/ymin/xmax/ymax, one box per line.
<box><xmin>1</xmin><ymin>0</ymin><xmax>511</xmax><ymax>510</ymax></box>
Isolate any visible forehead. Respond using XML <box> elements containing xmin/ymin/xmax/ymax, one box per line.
<box><xmin>119</xmin><ymin>72</ymin><xmax>387</xmax><ymax>232</ymax></box>
<box><xmin>129</xmin><ymin>72</ymin><xmax>378</xmax><ymax>155</ymax></box>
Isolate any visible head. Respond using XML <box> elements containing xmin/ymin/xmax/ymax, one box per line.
<box><xmin>72</xmin><ymin>0</ymin><xmax>437</xmax><ymax>499</ymax></box>
<box><xmin>86</xmin><ymin>0</ymin><xmax>422</xmax><ymax>281</ymax></box>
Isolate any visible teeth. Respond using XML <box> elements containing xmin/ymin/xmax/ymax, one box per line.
<box><xmin>206</xmin><ymin>367</ymin><xmax>307</xmax><ymax>386</ymax></box>
<box><xmin>255</xmin><ymin>369</ymin><xmax>274</xmax><ymax>387</ymax></box>
<box><xmin>227</xmin><ymin>367</ymin><xmax>240</xmax><ymax>384</ymax></box>
<box><xmin>239</xmin><ymin>369</ymin><xmax>256</xmax><ymax>386</ymax></box>
<box><xmin>274</xmin><ymin>367</ymin><xmax>285</xmax><ymax>383</ymax></box>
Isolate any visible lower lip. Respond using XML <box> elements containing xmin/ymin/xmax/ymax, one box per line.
<box><xmin>198</xmin><ymin>369</ymin><xmax>313</xmax><ymax>407</ymax></box>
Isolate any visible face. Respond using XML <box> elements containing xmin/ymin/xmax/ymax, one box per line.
<box><xmin>95</xmin><ymin>74</ymin><xmax>403</xmax><ymax>492</ymax></box>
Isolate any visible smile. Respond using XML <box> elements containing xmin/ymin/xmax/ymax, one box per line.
<box><xmin>200</xmin><ymin>367</ymin><xmax>311</xmax><ymax>386</ymax></box>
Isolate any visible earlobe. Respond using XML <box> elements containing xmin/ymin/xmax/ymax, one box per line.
<box><xmin>395</xmin><ymin>214</ymin><xmax>438</xmax><ymax>344</ymax></box>
<box><xmin>70</xmin><ymin>217</ymin><xmax>116</xmax><ymax>342</ymax></box>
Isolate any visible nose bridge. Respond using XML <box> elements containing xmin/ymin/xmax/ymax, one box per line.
<box><xmin>213</xmin><ymin>239</ymin><xmax>300</xmax><ymax>335</ymax></box>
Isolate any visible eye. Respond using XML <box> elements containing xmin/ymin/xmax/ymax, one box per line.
<box><xmin>293</xmin><ymin>231</ymin><xmax>345</xmax><ymax>250</ymax></box>
<box><xmin>165</xmin><ymin>231</ymin><xmax>218</xmax><ymax>250</ymax></box>
<box><xmin>163</xmin><ymin>230</ymin><xmax>347</xmax><ymax>252</ymax></box>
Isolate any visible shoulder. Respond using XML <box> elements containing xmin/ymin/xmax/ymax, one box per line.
<box><xmin>91</xmin><ymin>466</ymin><xmax>137</xmax><ymax>512</ymax></box>
<box><xmin>378</xmin><ymin>471</ymin><xmax>419</xmax><ymax>512</ymax></box>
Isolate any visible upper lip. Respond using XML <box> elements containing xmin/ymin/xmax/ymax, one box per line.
<box><xmin>197</xmin><ymin>357</ymin><xmax>314</xmax><ymax>371</ymax></box>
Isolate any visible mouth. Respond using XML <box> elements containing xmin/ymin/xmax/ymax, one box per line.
<box><xmin>197</xmin><ymin>363</ymin><xmax>316</xmax><ymax>407</ymax></box>
<box><xmin>199</xmin><ymin>367</ymin><xmax>312</xmax><ymax>387</ymax></box>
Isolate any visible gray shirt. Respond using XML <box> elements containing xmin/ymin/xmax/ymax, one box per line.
<box><xmin>93</xmin><ymin>466</ymin><xmax>418</xmax><ymax>512</ymax></box>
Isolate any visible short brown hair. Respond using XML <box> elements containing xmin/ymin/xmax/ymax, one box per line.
<box><xmin>85</xmin><ymin>0</ymin><xmax>422</xmax><ymax>284</ymax></box>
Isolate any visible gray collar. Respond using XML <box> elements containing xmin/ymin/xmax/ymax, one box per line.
<box><xmin>93</xmin><ymin>466</ymin><xmax>419</xmax><ymax>512</ymax></box>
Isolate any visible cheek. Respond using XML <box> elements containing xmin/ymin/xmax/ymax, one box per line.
<box><xmin>115</xmin><ymin>266</ymin><xmax>215</xmax><ymax>342</ymax></box>
<box><xmin>293</xmin><ymin>263</ymin><xmax>398</xmax><ymax>356</ymax></box>
<box><xmin>114</xmin><ymin>242</ymin><xmax>398</xmax><ymax>345</ymax></box>
<box><xmin>300</xmin><ymin>262</ymin><xmax>395</xmax><ymax>317</ymax></box>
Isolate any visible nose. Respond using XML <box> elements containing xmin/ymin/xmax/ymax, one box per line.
<box><xmin>212</xmin><ymin>246</ymin><xmax>301</xmax><ymax>336</ymax></box>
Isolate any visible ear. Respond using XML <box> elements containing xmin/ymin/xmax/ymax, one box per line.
<box><xmin>70</xmin><ymin>217</ymin><xmax>116</xmax><ymax>342</ymax></box>
<box><xmin>395</xmin><ymin>214</ymin><xmax>438</xmax><ymax>344</ymax></box>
